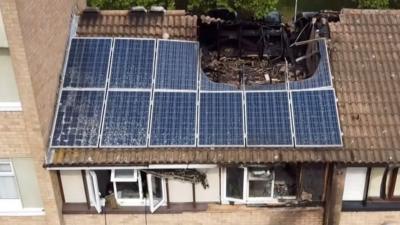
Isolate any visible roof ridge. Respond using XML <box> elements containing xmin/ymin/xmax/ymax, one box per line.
<box><xmin>342</xmin><ymin>8</ymin><xmax>400</xmax><ymax>15</ymax></box>
<box><xmin>83</xmin><ymin>9</ymin><xmax>189</xmax><ymax>16</ymax></box>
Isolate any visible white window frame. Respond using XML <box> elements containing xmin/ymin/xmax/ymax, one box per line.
<box><xmin>0</xmin><ymin>102</ymin><xmax>22</xmax><ymax>112</ymax></box>
<box><xmin>86</xmin><ymin>171</ymin><xmax>103</xmax><ymax>213</ymax></box>
<box><xmin>112</xmin><ymin>169</ymin><xmax>144</xmax><ymax>206</ymax></box>
<box><xmin>221</xmin><ymin>167</ymin><xmax>278</xmax><ymax>204</ymax></box>
<box><xmin>221</xmin><ymin>167</ymin><xmax>247</xmax><ymax>204</ymax></box>
<box><xmin>146</xmin><ymin>174</ymin><xmax>167</xmax><ymax>213</ymax></box>
<box><xmin>247</xmin><ymin>167</ymin><xmax>275</xmax><ymax>203</ymax></box>
<box><xmin>111</xmin><ymin>169</ymin><xmax>138</xmax><ymax>182</ymax></box>
<box><xmin>0</xmin><ymin>160</ymin><xmax>22</xmax><ymax>211</ymax></box>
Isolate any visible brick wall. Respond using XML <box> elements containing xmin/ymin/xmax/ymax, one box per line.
<box><xmin>0</xmin><ymin>1</ymin><xmax>84</xmax><ymax>225</ymax></box>
<box><xmin>64</xmin><ymin>206</ymin><xmax>324</xmax><ymax>225</ymax></box>
<box><xmin>340</xmin><ymin>212</ymin><xmax>400</xmax><ymax>225</ymax></box>
<box><xmin>15</xmin><ymin>0</ymin><xmax>85</xmax><ymax>141</ymax></box>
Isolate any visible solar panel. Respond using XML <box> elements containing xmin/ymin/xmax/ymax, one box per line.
<box><xmin>63</xmin><ymin>38</ymin><xmax>112</xmax><ymax>88</ymax></box>
<box><xmin>199</xmin><ymin>92</ymin><xmax>244</xmax><ymax>146</ymax></box>
<box><xmin>101</xmin><ymin>91</ymin><xmax>151</xmax><ymax>147</ymax></box>
<box><xmin>246</xmin><ymin>92</ymin><xmax>293</xmax><ymax>146</ymax></box>
<box><xmin>110</xmin><ymin>39</ymin><xmax>155</xmax><ymax>88</ymax></box>
<box><xmin>155</xmin><ymin>40</ymin><xmax>198</xmax><ymax>90</ymax></box>
<box><xmin>291</xmin><ymin>89</ymin><xmax>342</xmax><ymax>146</ymax></box>
<box><xmin>150</xmin><ymin>92</ymin><xmax>197</xmax><ymax>146</ymax></box>
<box><xmin>289</xmin><ymin>40</ymin><xmax>332</xmax><ymax>90</ymax></box>
<box><xmin>51</xmin><ymin>90</ymin><xmax>105</xmax><ymax>147</ymax></box>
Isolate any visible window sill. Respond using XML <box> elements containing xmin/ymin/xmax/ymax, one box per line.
<box><xmin>62</xmin><ymin>202</ymin><xmax>208</xmax><ymax>214</ymax></box>
<box><xmin>0</xmin><ymin>102</ymin><xmax>22</xmax><ymax>112</ymax></box>
<box><xmin>0</xmin><ymin>208</ymin><xmax>45</xmax><ymax>216</ymax></box>
<box><xmin>342</xmin><ymin>201</ymin><xmax>400</xmax><ymax>212</ymax></box>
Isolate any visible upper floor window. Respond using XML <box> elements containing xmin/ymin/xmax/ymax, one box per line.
<box><xmin>0</xmin><ymin>11</ymin><xmax>21</xmax><ymax>111</ymax></box>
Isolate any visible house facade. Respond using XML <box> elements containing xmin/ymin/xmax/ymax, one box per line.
<box><xmin>0</xmin><ymin>1</ymin><xmax>399</xmax><ymax>225</ymax></box>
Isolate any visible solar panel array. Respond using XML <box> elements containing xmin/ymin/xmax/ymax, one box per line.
<box><xmin>51</xmin><ymin>38</ymin><xmax>342</xmax><ymax>149</ymax></box>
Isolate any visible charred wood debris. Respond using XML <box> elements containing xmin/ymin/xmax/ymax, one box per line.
<box><xmin>198</xmin><ymin>9</ymin><xmax>339</xmax><ymax>88</ymax></box>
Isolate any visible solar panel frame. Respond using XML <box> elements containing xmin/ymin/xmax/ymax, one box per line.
<box><xmin>198</xmin><ymin>91</ymin><xmax>245</xmax><ymax>147</ymax></box>
<box><xmin>62</xmin><ymin>37</ymin><xmax>113</xmax><ymax>89</ymax></box>
<box><xmin>245</xmin><ymin>90</ymin><xmax>294</xmax><ymax>147</ymax></box>
<box><xmin>109</xmin><ymin>38</ymin><xmax>156</xmax><ymax>89</ymax></box>
<box><xmin>290</xmin><ymin>89</ymin><xmax>343</xmax><ymax>147</ymax></box>
<box><xmin>149</xmin><ymin>90</ymin><xmax>198</xmax><ymax>147</ymax></box>
<box><xmin>154</xmin><ymin>39</ymin><xmax>199</xmax><ymax>90</ymax></box>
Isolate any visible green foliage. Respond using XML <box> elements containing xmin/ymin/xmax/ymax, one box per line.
<box><xmin>88</xmin><ymin>0</ymin><xmax>175</xmax><ymax>10</ymax></box>
<box><xmin>356</xmin><ymin>0</ymin><xmax>389</xmax><ymax>8</ymax></box>
<box><xmin>88</xmin><ymin>0</ymin><xmax>277</xmax><ymax>19</ymax></box>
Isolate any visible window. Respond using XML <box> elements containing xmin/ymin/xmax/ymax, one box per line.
<box><xmin>247</xmin><ymin>167</ymin><xmax>274</xmax><ymax>201</ymax></box>
<box><xmin>0</xmin><ymin>160</ymin><xmax>21</xmax><ymax>210</ymax></box>
<box><xmin>343</xmin><ymin>167</ymin><xmax>368</xmax><ymax>201</ymax></box>
<box><xmin>86</xmin><ymin>169</ymin><xmax>166</xmax><ymax>213</ymax></box>
<box><xmin>0</xmin><ymin>11</ymin><xmax>21</xmax><ymax>111</ymax></box>
<box><xmin>0</xmin><ymin>158</ymin><xmax>43</xmax><ymax>215</ymax></box>
<box><xmin>222</xmin><ymin>166</ymin><xmax>298</xmax><ymax>204</ymax></box>
<box><xmin>111</xmin><ymin>169</ymin><xmax>143</xmax><ymax>206</ymax></box>
<box><xmin>367</xmin><ymin>167</ymin><xmax>400</xmax><ymax>200</ymax></box>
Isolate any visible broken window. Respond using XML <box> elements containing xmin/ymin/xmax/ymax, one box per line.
<box><xmin>274</xmin><ymin>165</ymin><xmax>297</xmax><ymax>198</ymax></box>
<box><xmin>247</xmin><ymin>167</ymin><xmax>273</xmax><ymax>199</ymax></box>
<box><xmin>222</xmin><ymin>165</ymin><xmax>300</xmax><ymax>204</ymax></box>
<box><xmin>225</xmin><ymin>167</ymin><xmax>245</xmax><ymax>201</ymax></box>
<box><xmin>301</xmin><ymin>164</ymin><xmax>326</xmax><ymax>201</ymax></box>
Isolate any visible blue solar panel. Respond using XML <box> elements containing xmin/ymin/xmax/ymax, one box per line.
<box><xmin>63</xmin><ymin>38</ymin><xmax>112</xmax><ymax>88</ymax></box>
<box><xmin>199</xmin><ymin>92</ymin><xmax>244</xmax><ymax>146</ymax></box>
<box><xmin>246</xmin><ymin>92</ymin><xmax>293</xmax><ymax>146</ymax></box>
<box><xmin>52</xmin><ymin>90</ymin><xmax>105</xmax><ymax>147</ymax></box>
<box><xmin>110</xmin><ymin>39</ymin><xmax>155</xmax><ymax>88</ymax></box>
<box><xmin>155</xmin><ymin>40</ymin><xmax>198</xmax><ymax>90</ymax></box>
<box><xmin>150</xmin><ymin>92</ymin><xmax>197</xmax><ymax>146</ymax></box>
<box><xmin>289</xmin><ymin>40</ymin><xmax>332</xmax><ymax>90</ymax></box>
<box><xmin>101</xmin><ymin>91</ymin><xmax>150</xmax><ymax>147</ymax></box>
<box><xmin>291</xmin><ymin>90</ymin><xmax>342</xmax><ymax>146</ymax></box>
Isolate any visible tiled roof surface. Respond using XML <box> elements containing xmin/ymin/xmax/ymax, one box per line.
<box><xmin>46</xmin><ymin>9</ymin><xmax>400</xmax><ymax>167</ymax></box>
<box><xmin>77</xmin><ymin>10</ymin><xmax>197</xmax><ymax>40</ymax></box>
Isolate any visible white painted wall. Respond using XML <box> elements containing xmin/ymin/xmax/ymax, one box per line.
<box><xmin>195</xmin><ymin>168</ymin><xmax>220</xmax><ymax>202</ymax></box>
<box><xmin>342</xmin><ymin>167</ymin><xmax>367</xmax><ymax>201</ymax></box>
<box><xmin>60</xmin><ymin>170</ymin><xmax>87</xmax><ymax>203</ymax></box>
<box><xmin>168</xmin><ymin>168</ymin><xmax>220</xmax><ymax>203</ymax></box>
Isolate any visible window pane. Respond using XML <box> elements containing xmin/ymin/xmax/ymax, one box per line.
<box><xmin>116</xmin><ymin>182</ymin><xmax>140</xmax><ymax>199</ymax></box>
<box><xmin>0</xmin><ymin>49</ymin><xmax>20</xmax><ymax>103</ymax></box>
<box><xmin>343</xmin><ymin>167</ymin><xmax>367</xmax><ymax>201</ymax></box>
<box><xmin>0</xmin><ymin>176</ymin><xmax>19</xmax><ymax>199</ymax></box>
<box><xmin>151</xmin><ymin>176</ymin><xmax>163</xmax><ymax>205</ymax></box>
<box><xmin>301</xmin><ymin>164</ymin><xmax>325</xmax><ymax>201</ymax></box>
<box><xmin>394</xmin><ymin>170</ymin><xmax>400</xmax><ymax>197</ymax></box>
<box><xmin>0</xmin><ymin>163</ymin><xmax>11</xmax><ymax>173</ymax></box>
<box><xmin>248</xmin><ymin>167</ymin><xmax>273</xmax><ymax>198</ymax></box>
<box><xmin>226</xmin><ymin>167</ymin><xmax>244</xmax><ymax>199</ymax></box>
<box><xmin>368</xmin><ymin>167</ymin><xmax>385</xmax><ymax>198</ymax></box>
<box><xmin>13</xmin><ymin>158</ymin><xmax>43</xmax><ymax>208</ymax></box>
<box><xmin>274</xmin><ymin>165</ymin><xmax>297</xmax><ymax>197</ymax></box>
<box><xmin>115</xmin><ymin>170</ymin><xmax>135</xmax><ymax>179</ymax></box>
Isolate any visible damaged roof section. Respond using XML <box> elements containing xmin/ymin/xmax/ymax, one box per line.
<box><xmin>77</xmin><ymin>9</ymin><xmax>197</xmax><ymax>40</ymax></box>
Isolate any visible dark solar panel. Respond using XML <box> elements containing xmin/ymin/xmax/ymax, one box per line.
<box><xmin>101</xmin><ymin>91</ymin><xmax>151</xmax><ymax>147</ymax></box>
<box><xmin>246</xmin><ymin>92</ymin><xmax>293</xmax><ymax>146</ymax></box>
<box><xmin>63</xmin><ymin>38</ymin><xmax>112</xmax><ymax>88</ymax></box>
<box><xmin>150</xmin><ymin>92</ymin><xmax>197</xmax><ymax>146</ymax></box>
<box><xmin>199</xmin><ymin>92</ymin><xmax>244</xmax><ymax>146</ymax></box>
<box><xmin>51</xmin><ymin>90</ymin><xmax>105</xmax><ymax>147</ymax></box>
<box><xmin>110</xmin><ymin>39</ymin><xmax>155</xmax><ymax>88</ymax></box>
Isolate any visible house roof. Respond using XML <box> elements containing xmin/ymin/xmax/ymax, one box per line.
<box><xmin>77</xmin><ymin>10</ymin><xmax>197</xmax><ymax>40</ymax></box>
<box><xmin>46</xmin><ymin>9</ymin><xmax>400</xmax><ymax>167</ymax></box>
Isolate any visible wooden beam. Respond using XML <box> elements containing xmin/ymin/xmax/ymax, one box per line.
<box><xmin>57</xmin><ymin>170</ymin><xmax>65</xmax><ymax>204</ymax></box>
<box><xmin>166</xmin><ymin>178</ymin><xmax>170</xmax><ymax>209</ymax></box>
<box><xmin>363</xmin><ymin>167</ymin><xmax>371</xmax><ymax>205</ymax></box>
<box><xmin>192</xmin><ymin>183</ymin><xmax>196</xmax><ymax>209</ymax></box>
<box><xmin>81</xmin><ymin>170</ymin><xmax>91</xmax><ymax>210</ymax></box>
<box><xmin>323</xmin><ymin>163</ymin><xmax>346</xmax><ymax>225</ymax></box>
